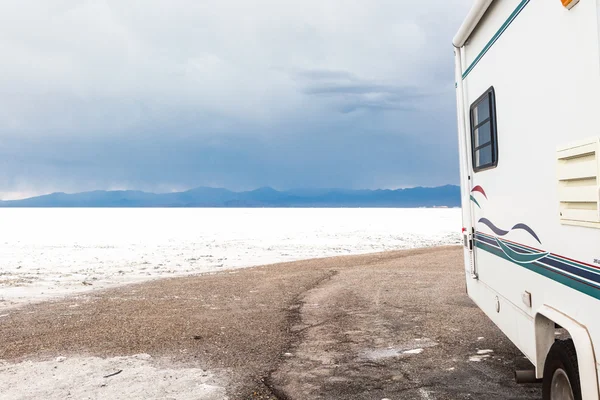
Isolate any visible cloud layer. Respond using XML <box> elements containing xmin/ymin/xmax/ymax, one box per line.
<box><xmin>0</xmin><ymin>0</ymin><xmax>471</xmax><ymax>199</ymax></box>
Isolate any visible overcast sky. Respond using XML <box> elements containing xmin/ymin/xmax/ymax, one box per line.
<box><xmin>0</xmin><ymin>0</ymin><xmax>472</xmax><ymax>199</ymax></box>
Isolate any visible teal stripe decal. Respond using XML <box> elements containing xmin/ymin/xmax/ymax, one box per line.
<box><xmin>475</xmin><ymin>240</ymin><xmax>600</xmax><ymax>301</ymax></box>
<box><xmin>477</xmin><ymin>231</ymin><xmax>600</xmax><ymax>277</ymax></box>
<box><xmin>462</xmin><ymin>0</ymin><xmax>531</xmax><ymax>80</ymax></box>
<box><xmin>494</xmin><ymin>238</ymin><xmax>549</xmax><ymax>264</ymax></box>
<box><xmin>548</xmin><ymin>255</ymin><xmax>600</xmax><ymax>277</ymax></box>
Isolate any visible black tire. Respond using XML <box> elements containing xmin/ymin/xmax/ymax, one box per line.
<box><xmin>542</xmin><ymin>339</ymin><xmax>582</xmax><ymax>400</ymax></box>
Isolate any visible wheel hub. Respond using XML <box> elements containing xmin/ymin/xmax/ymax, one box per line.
<box><xmin>551</xmin><ymin>368</ymin><xmax>574</xmax><ymax>400</ymax></box>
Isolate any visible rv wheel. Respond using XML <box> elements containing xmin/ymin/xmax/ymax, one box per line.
<box><xmin>542</xmin><ymin>339</ymin><xmax>581</xmax><ymax>400</ymax></box>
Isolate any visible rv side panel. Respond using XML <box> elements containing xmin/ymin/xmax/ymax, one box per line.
<box><xmin>458</xmin><ymin>0</ymin><xmax>600</xmax><ymax>379</ymax></box>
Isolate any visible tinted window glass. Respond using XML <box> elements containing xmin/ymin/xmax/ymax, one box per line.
<box><xmin>475</xmin><ymin>146</ymin><xmax>492</xmax><ymax>167</ymax></box>
<box><xmin>474</xmin><ymin>122</ymin><xmax>491</xmax><ymax>148</ymax></box>
<box><xmin>470</xmin><ymin>87</ymin><xmax>498</xmax><ymax>171</ymax></box>
<box><xmin>473</xmin><ymin>96</ymin><xmax>490</xmax><ymax>124</ymax></box>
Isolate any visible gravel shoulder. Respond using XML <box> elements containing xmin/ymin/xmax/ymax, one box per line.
<box><xmin>0</xmin><ymin>246</ymin><xmax>541</xmax><ymax>399</ymax></box>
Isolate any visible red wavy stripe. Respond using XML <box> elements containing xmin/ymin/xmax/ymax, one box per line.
<box><xmin>471</xmin><ymin>185</ymin><xmax>488</xmax><ymax>199</ymax></box>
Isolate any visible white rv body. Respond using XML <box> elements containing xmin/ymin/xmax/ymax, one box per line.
<box><xmin>454</xmin><ymin>0</ymin><xmax>600</xmax><ymax>397</ymax></box>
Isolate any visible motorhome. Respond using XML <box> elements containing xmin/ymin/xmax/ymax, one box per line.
<box><xmin>454</xmin><ymin>1</ymin><xmax>600</xmax><ymax>399</ymax></box>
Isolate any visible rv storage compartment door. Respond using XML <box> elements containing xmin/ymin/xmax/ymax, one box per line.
<box><xmin>557</xmin><ymin>138</ymin><xmax>600</xmax><ymax>228</ymax></box>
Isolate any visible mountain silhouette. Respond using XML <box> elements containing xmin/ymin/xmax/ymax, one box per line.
<box><xmin>0</xmin><ymin>185</ymin><xmax>460</xmax><ymax>208</ymax></box>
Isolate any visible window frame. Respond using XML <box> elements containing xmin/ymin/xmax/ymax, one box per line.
<box><xmin>470</xmin><ymin>86</ymin><xmax>498</xmax><ymax>172</ymax></box>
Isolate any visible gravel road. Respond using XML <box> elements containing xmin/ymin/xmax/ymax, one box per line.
<box><xmin>0</xmin><ymin>246</ymin><xmax>541</xmax><ymax>399</ymax></box>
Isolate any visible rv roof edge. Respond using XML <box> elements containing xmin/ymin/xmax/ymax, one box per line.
<box><xmin>452</xmin><ymin>0</ymin><xmax>495</xmax><ymax>48</ymax></box>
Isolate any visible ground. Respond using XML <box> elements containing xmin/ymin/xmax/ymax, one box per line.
<box><xmin>0</xmin><ymin>246</ymin><xmax>542</xmax><ymax>399</ymax></box>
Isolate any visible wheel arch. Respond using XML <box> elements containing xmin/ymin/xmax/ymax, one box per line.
<box><xmin>534</xmin><ymin>305</ymin><xmax>599</xmax><ymax>400</ymax></box>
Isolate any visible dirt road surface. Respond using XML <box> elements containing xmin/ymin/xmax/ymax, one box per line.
<box><xmin>0</xmin><ymin>246</ymin><xmax>541</xmax><ymax>399</ymax></box>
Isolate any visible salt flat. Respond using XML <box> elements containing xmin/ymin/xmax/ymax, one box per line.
<box><xmin>0</xmin><ymin>208</ymin><xmax>460</xmax><ymax>310</ymax></box>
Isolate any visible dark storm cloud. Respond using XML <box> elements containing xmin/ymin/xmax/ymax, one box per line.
<box><xmin>0</xmin><ymin>0</ymin><xmax>472</xmax><ymax>199</ymax></box>
<box><xmin>1</xmin><ymin>121</ymin><xmax>459</xmax><ymax>195</ymax></box>
<box><xmin>303</xmin><ymin>80</ymin><xmax>423</xmax><ymax>113</ymax></box>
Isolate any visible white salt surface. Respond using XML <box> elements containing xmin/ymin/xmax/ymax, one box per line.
<box><xmin>469</xmin><ymin>355</ymin><xmax>490</xmax><ymax>362</ymax></box>
<box><xmin>0</xmin><ymin>208</ymin><xmax>460</xmax><ymax>310</ymax></box>
<box><xmin>361</xmin><ymin>338</ymin><xmax>438</xmax><ymax>360</ymax></box>
<box><xmin>0</xmin><ymin>354</ymin><xmax>227</xmax><ymax>400</ymax></box>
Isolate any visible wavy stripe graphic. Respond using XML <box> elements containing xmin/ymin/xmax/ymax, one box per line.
<box><xmin>478</xmin><ymin>218</ymin><xmax>542</xmax><ymax>244</ymax></box>
<box><xmin>495</xmin><ymin>238</ymin><xmax>549</xmax><ymax>264</ymax></box>
<box><xmin>471</xmin><ymin>185</ymin><xmax>488</xmax><ymax>199</ymax></box>
<box><xmin>474</xmin><ymin>239</ymin><xmax>600</xmax><ymax>300</ymax></box>
<box><xmin>474</xmin><ymin>232</ymin><xmax>600</xmax><ymax>299</ymax></box>
<box><xmin>477</xmin><ymin>231</ymin><xmax>545</xmax><ymax>252</ymax></box>
<box><xmin>470</xmin><ymin>195</ymin><xmax>481</xmax><ymax>209</ymax></box>
<box><xmin>478</xmin><ymin>218</ymin><xmax>509</xmax><ymax>236</ymax></box>
<box><xmin>510</xmin><ymin>223</ymin><xmax>542</xmax><ymax>244</ymax></box>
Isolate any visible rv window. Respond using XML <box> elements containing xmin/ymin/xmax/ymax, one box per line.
<box><xmin>470</xmin><ymin>87</ymin><xmax>498</xmax><ymax>172</ymax></box>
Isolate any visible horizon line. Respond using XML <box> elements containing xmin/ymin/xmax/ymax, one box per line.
<box><xmin>0</xmin><ymin>184</ymin><xmax>460</xmax><ymax>202</ymax></box>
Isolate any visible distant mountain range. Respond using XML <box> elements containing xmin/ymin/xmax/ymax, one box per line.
<box><xmin>0</xmin><ymin>185</ymin><xmax>460</xmax><ymax>208</ymax></box>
